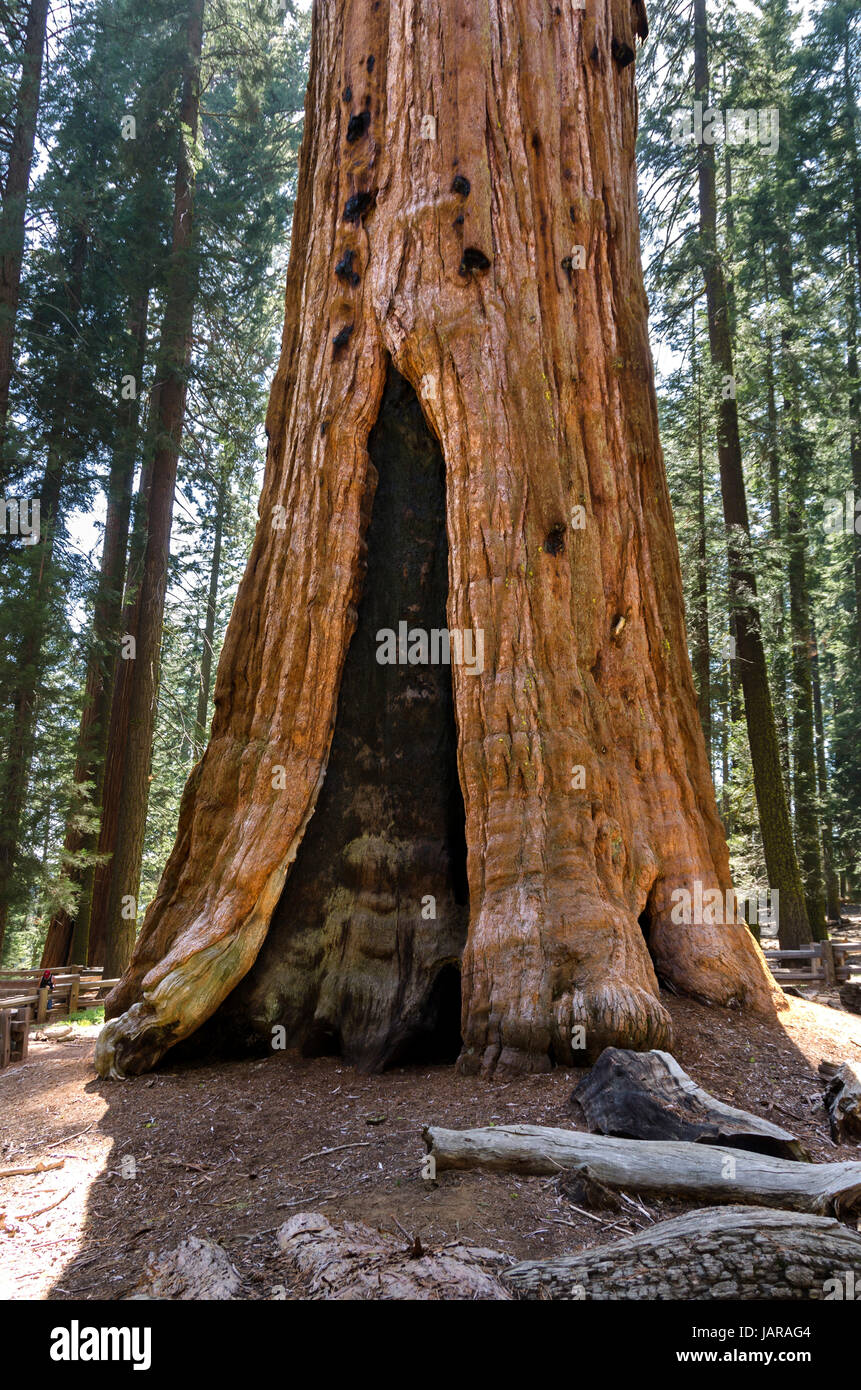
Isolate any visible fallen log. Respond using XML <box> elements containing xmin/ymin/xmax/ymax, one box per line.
<box><xmin>504</xmin><ymin>1205</ymin><xmax>861</xmax><ymax>1300</ymax></box>
<box><xmin>277</xmin><ymin>1212</ymin><xmax>510</xmax><ymax>1300</ymax></box>
<box><xmin>819</xmin><ymin>1060</ymin><xmax>861</xmax><ymax>1144</ymax></box>
<box><xmin>422</xmin><ymin>1124</ymin><xmax>861</xmax><ymax>1216</ymax></box>
<box><xmin>129</xmin><ymin>1237</ymin><xmax>244</xmax><ymax>1300</ymax></box>
<box><xmin>574</xmin><ymin>1048</ymin><xmax>809</xmax><ymax>1160</ymax></box>
<box><xmin>839</xmin><ymin>983</ymin><xmax>861</xmax><ymax>1016</ymax></box>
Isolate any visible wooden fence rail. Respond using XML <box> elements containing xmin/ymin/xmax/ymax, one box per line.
<box><xmin>763</xmin><ymin>942</ymin><xmax>861</xmax><ymax>986</ymax></box>
<box><xmin>0</xmin><ymin>968</ymin><xmax>118</xmax><ymax>1070</ymax></box>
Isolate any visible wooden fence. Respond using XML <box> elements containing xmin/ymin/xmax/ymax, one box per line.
<box><xmin>0</xmin><ymin>966</ymin><xmax>119</xmax><ymax>1070</ymax></box>
<box><xmin>763</xmin><ymin>941</ymin><xmax>861</xmax><ymax>986</ymax></box>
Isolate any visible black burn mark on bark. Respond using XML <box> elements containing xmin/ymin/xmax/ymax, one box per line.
<box><xmin>611</xmin><ymin>38</ymin><xmax>636</xmax><ymax>68</ymax></box>
<box><xmin>343</xmin><ymin>191</ymin><xmax>375</xmax><ymax>224</ymax></box>
<box><xmin>335</xmin><ymin>249</ymin><xmax>361</xmax><ymax>286</ymax></box>
<box><xmin>332</xmin><ymin>323</ymin><xmax>354</xmax><ymax>353</ymax></box>
<box><xmin>346</xmin><ymin>110</ymin><xmax>371</xmax><ymax>143</ymax></box>
<box><xmin>459</xmin><ymin>247</ymin><xmax>491</xmax><ymax>275</ymax></box>
<box><xmin>544</xmin><ymin>525</ymin><xmax>567</xmax><ymax>556</ymax></box>
<box><xmin>451</xmin><ymin>174</ymin><xmax>471</xmax><ymax>197</ymax></box>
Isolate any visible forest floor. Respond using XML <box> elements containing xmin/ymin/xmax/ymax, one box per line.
<box><xmin>1</xmin><ymin>989</ymin><xmax>859</xmax><ymax>1300</ymax></box>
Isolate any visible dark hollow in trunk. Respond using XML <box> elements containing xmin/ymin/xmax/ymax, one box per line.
<box><xmin>179</xmin><ymin>365</ymin><xmax>468</xmax><ymax>1069</ymax></box>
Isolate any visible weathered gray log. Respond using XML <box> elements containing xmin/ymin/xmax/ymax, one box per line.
<box><xmin>819</xmin><ymin>1060</ymin><xmax>861</xmax><ymax>1143</ymax></box>
<box><xmin>422</xmin><ymin>1124</ymin><xmax>861</xmax><ymax>1216</ymax></box>
<box><xmin>574</xmin><ymin>1048</ymin><xmax>809</xmax><ymax>1160</ymax></box>
<box><xmin>129</xmin><ymin>1237</ymin><xmax>244</xmax><ymax>1300</ymax></box>
<box><xmin>504</xmin><ymin>1205</ymin><xmax>861</xmax><ymax>1300</ymax></box>
<box><xmin>277</xmin><ymin>1212</ymin><xmax>510</xmax><ymax>1300</ymax></box>
<box><xmin>839</xmin><ymin>983</ymin><xmax>861</xmax><ymax>1016</ymax></box>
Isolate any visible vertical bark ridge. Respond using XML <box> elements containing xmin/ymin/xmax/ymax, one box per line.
<box><xmin>96</xmin><ymin>0</ymin><xmax>778</xmax><ymax>1080</ymax></box>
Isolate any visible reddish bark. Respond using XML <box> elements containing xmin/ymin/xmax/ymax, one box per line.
<box><xmin>96</xmin><ymin>0</ymin><xmax>778</xmax><ymax>1080</ymax></box>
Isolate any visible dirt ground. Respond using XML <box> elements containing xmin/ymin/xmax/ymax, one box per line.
<box><xmin>1</xmin><ymin>990</ymin><xmax>859</xmax><ymax>1300</ymax></box>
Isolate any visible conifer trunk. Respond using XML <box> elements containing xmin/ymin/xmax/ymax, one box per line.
<box><xmin>693</xmin><ymin>0</ymin><xmax>810</xmax><ymax>951</ymax></box>
<box><xmin>774</xmin><ymin>232</ymin><xmax>827</xmax><ymax>939</ymax></box>
<box><xmin>0</xmin><ymin>234</ymin><xmax>87</xmax><ymax>960</ymax></box>
<box><xmin>97</xmin><ymin>0</ymin><xmax>206</xmax><ymax>980</ymax></box>
<box><xmin>96</xmin><ymin>0</ymin><xmax>778</xmax><ymax>1080</ymax></box>
<box><xmin>0</xmin><ymin>0</ymin><xmax>49</xmax><ymax>473</ymax></box>
<box><xmin>691</xmin><ymin>312</ymin><xmax>711</xmax><ymax>766</ymax></box>
<box><xmin>40</xmin><ymin>289</ymin><xmax>151</xmax><ymax>968</ymax></box>
<box><xmin>810</xmin><ymin>621</ymin><xmax>841</xmax><ymax>924</ymax></box>
<box><xmin>194</xmin><ymin>458</ymin><xmax>227</xmax><ymax>750</ymax></box>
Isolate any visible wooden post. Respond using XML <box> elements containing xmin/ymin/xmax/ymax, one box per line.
<box><xmin>15</xmin><ymin>1006</ymin><xmax>30</xmax><ymax>1060</ymax></box>
<box><xmin>36</xmin><ymin>985</ymin><xmax>48</xmax><ymax>1024</ymax></box>
<box><xmin>0</xmin><ymin>1011</ymin><xmax>10</xmax><ymax>1069</ymax></box>
<box><xmin>820</xmin><ymin>941</ymin><xmax>836</xmax><ymax>988</ymax></box>
<box><xmin>68</xmin><ymin>974</ymin><xmax>80</xmax><ymax>1018</ymax></box>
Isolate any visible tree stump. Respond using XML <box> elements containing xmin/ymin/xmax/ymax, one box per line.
<box><xmin>820</xmin><ymin>1060</ymin><xmax>861</xmax><ymax>1144</ymax></box>
<box><xmin>574</xmin><ymin>1047</ymin><xmax>808</xmax><ymax>1159</ymax></box>
<box><xmin>839</xmin><ymin>983</ymin><xmax>861</xmax><ymax>1016</ymax></box>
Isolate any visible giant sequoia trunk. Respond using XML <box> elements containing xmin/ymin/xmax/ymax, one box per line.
<box><xmin>95</xmin><ymin>0</ymin><xmax>778</xmax><ymax>1080</ymax></box>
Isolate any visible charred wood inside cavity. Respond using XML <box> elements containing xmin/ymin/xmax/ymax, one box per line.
<box><xmin>178</xmin><ymin>366</ymin><xmax>468</xmax><ymax>1069</ymax></box>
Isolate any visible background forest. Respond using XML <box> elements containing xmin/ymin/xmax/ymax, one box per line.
<box><xmin>0</xmin><ymin>0</ymin><xmax>858</xmax><ymax>972</ymax></box>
